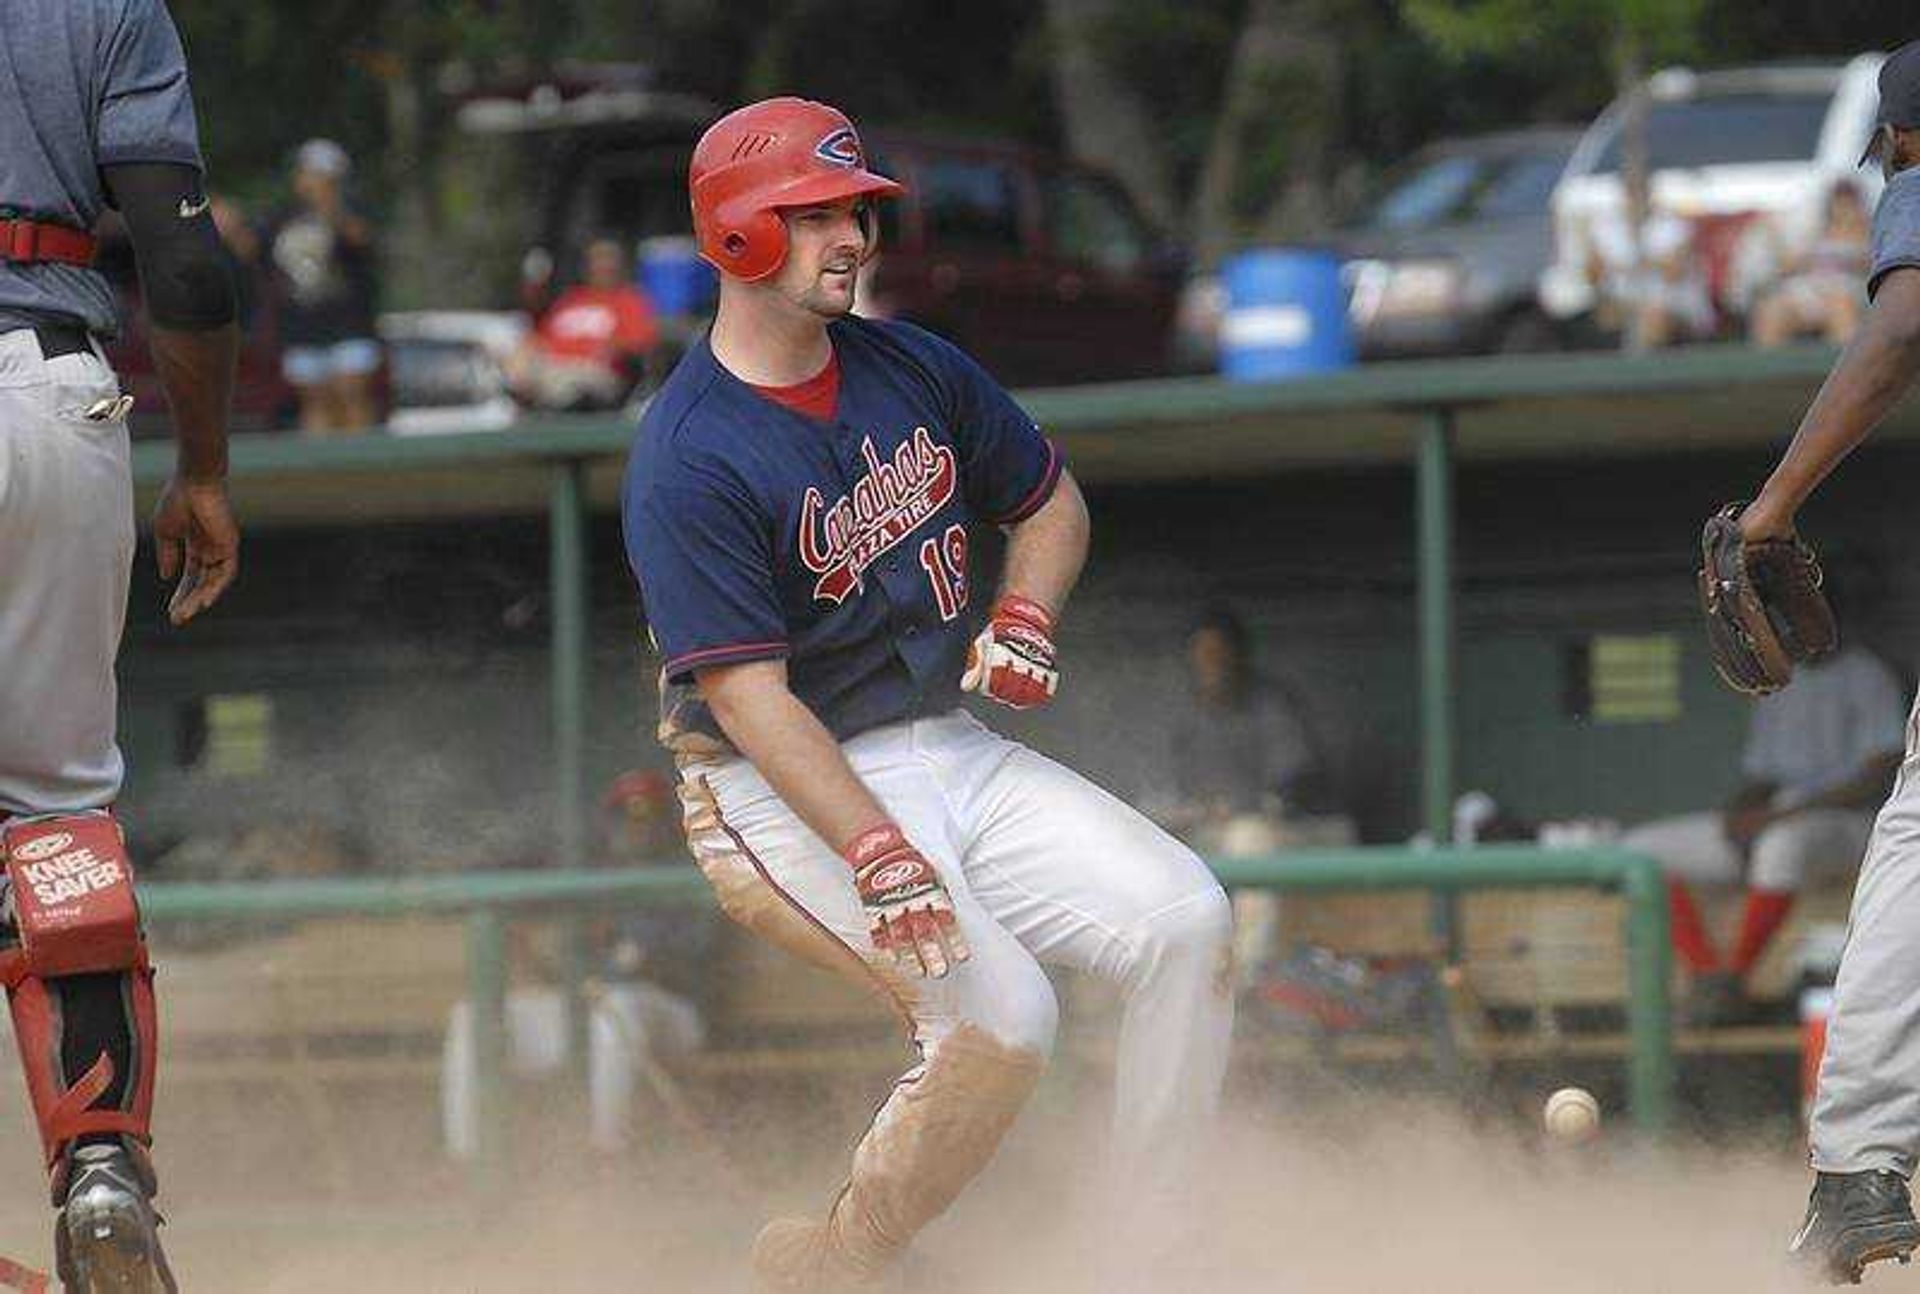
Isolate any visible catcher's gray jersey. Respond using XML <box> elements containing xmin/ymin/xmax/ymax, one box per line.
<box><xmin>0</xmin><ymin>0</ymin><xmax>204</xmax><ymax>336</ymax></box>
<box><xmin>1869</xmin><ymin>168</ymin><xmax>1920</xmax><ymax>301</ymax></box>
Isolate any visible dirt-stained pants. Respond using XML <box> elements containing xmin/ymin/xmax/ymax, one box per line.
<box><xmin>681</xmin><ymin>709</ymin><xmax>1235</xmax><ymax>1272</ymax></box>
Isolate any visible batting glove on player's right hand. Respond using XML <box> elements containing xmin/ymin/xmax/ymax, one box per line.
<box><xmin>962</xmin><ymin>595</ymin><xmax>1058</xmax><ymax>710</ymax></box>
<box><xmin>844</xmin><ymin>823</ymin><xmax>970</xmax><ymax>979</ymax></box>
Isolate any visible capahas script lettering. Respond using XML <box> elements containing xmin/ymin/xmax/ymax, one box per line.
<box><xmin>799</xmin><ymin>428</ymin><xmax>957</xmax><ymax>604</ymax></box>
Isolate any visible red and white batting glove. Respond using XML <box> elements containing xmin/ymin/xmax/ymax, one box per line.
<box><xmin>844</xmin><ymin>823</ymin><xmax>970</xmax><ymax>979</ymax></box>
<box><xmin>961</xmin><ymin>595</ymin><xmax>1058</xmax><ymax>710</ymax></box>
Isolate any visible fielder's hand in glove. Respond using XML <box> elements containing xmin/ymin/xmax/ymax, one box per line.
<box><xmin>1697</xmin><ymin>502</ymin><xmax>1837</xmax><ymax>695</ymax></box>
<box><xmin>844</xmin><ymin>823</ymin><xmax>970</xmax><ymax>978</ymax></box>
<box><xmin>962</xmin><ymin>595</ymin><xmax>1058</xmax><ymax>709</ymax></box>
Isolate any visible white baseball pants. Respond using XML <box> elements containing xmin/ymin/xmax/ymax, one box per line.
<box><xmin>1623</xmin><ymin>809</ymin><xmax>1875</xmax><ymax>893</ymax></box>
<box><xmin>679</xmin><ymin>708</ymin><xmax>1234</xmax><ymax>1274</ymax></box>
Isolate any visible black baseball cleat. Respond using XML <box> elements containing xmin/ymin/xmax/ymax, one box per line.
<box><xmin>54</xmin><ymin>1145</ymin><xmax>177</xmax><ymax>1293</ymax></box>
<box><xmin>1790</xmin><ymin>1170</ymin><xmax>1920</xmax><ymax>1285</ymax></box>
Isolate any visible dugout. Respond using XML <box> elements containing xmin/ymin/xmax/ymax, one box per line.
<box><xmin>111</xmin><ymin>342</ymin><xmax>1915</xmax><ymax>874</ymax></box>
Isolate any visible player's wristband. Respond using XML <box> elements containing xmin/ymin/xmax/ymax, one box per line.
<box><xmin>841</xmin><ymin>822</ymin><xmax>911</xmax><ymax>872</ymax></box>
<box><xmin>992</xmin><ymin>594</ymin><xmax>1055</xmax><ymax>636</ymax></box>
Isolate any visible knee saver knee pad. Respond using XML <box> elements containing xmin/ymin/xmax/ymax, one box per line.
<box><xmin>1</xmin><ymin>815</ymin><xmax>157</xmax><ymax>1185</ymax></box>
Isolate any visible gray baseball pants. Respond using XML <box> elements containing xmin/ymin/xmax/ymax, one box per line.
<box><xmin>1811</xmin><ymin>689</ymin><xmax>1920</xmax><ymax>1174</ymax></box>
<box><xmin>0</xmin><ymin>328</ymin><xmax>133</xmax><ymax>817</ymax></box>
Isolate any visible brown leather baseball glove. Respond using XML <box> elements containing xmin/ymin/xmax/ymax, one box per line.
<box><xmin>1697</xmin><ymin>503</ymin><xmax>1838</xmax><ymax>695</ymax></box>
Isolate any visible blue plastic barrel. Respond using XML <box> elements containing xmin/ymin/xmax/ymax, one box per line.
<box><xmin>1219</xmin><ymin>249</ymin><xmax>1354</xmax><ymax>381</ymax></box>
<box><xmin>636</xmin><ymin>236</ymin><xmax>717</xmax><ymax>318</ymax></box>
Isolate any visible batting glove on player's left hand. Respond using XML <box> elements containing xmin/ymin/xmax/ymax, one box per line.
<box><xmin>844</xmin><ymin>823</ymin><xmax>971</xmax><ymax>979</ymax></box>
<box><xmin>962</xmin><ymin>595</ymin><xmax>1058</xmax><ymax>710</ymax></box>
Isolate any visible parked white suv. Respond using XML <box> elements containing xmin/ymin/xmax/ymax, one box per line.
<box><xmin>1539</xmin><ymin>56</ymin><xmax>1886</xmax><ymax>328</ymax></box>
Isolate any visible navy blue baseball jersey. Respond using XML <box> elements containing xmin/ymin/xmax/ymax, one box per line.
<box><xmin>0</xmin><ymin>0</ymin><xmax>206</xmax><ymax>335</ymax></box>
<box><xmin>623</xmin><ymin>316</ymin><xmax>1062</xmax><ymax>752</ymax></box>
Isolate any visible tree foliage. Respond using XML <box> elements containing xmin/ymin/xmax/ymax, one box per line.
<box><xmin>166</xmin><ymin>0</ymin><xmax>1913</xmax><ymax>300</ymax></box>
<box><xmin>1401</xmin><ymin>0</ymin><xmax>1705</xmax><ymax>71</ymax></box>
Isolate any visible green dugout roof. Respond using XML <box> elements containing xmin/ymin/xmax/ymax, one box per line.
<box><xmin>128</xmin><ymin>343</ymin><xmax>1875</xmax><ymax>524</ymax></box>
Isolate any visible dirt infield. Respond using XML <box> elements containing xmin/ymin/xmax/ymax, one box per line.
<box><xmin>0</xmin><ymin>1068</ymin><xmax>1823</xmax><ymax>1292</ymax></box>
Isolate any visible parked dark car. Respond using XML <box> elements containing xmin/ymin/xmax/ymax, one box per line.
<box><xmin>493</xmin><ymin>89</ymin><xmax>1187</xmax><ymax>386</ymax></box>
<box><xmin>1336</xmin><ymin>127</ymin><xmax>1580</xmax><ymax>358</ymax></box>
<box><xmin>859</xmin><ymin>135</ymin><xmax>1185</xmax><ymax>385</ymax></box>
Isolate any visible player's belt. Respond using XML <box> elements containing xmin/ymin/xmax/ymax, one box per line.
<box><xmin>33</xmin><ymin>322</ymin><xmax>92</xmax><ymax>359</ymax></box>
<box><xmin>0</xmin><ymin>216</ymin><xmax>96</xmax><ymax>267</ymax></box>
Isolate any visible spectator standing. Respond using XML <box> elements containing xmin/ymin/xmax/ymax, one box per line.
<box><xmin>507</xmin><ymin>237</ymin><xmax>660</xmax><ymax>411</ymax></box>
<box><xmin>1750</xmin><ymin>182</ymin><xmax>1874</xmax><ymax>348</ymax></box>
<box><xmin>261</xmin><ymin>139</ymin><xmax>380</xmax><ymax>434</ymax></box>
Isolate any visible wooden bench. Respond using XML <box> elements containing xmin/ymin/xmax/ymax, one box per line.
<box><xmin>1267</xmin><ymin>879</ymin><xmax>1847</xmax><ymax>1064</ymax></box>
<box><xmin>156</xmin><ymin>917</ymin><xmax>467</xmax><ymax>1075</ymax></box>
<box><xmin>158</xmin><ymin>917</ymin><xmax>467</xmax><ymax>1190</ymax></box>
<box><xmin>131</xmin><ymin>911</ymin><xmax>906</xmax><ymax>1175</ymax></box>
<box><xmin>0</xmin><ymin>917</ymin><xmax>470</xmax><ymax>1195</ymax></box>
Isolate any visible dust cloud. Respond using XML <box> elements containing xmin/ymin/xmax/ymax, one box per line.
<box><xmin>0</xmin><ymin>1061</ymin><xmax>1825</xmax><ymax>1292</ymax></box>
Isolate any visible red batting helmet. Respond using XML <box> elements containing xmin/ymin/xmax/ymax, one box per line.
<box><xmin>689</xmin><ymin>97</ymin><xmax>903</xmax><ymax>282</ymax></box>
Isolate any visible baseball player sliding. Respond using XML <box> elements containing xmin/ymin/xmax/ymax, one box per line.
<box><xmin>623</xmin><ymin>97</ymin><xmax>1234</xmax><ymax>1290</ymax></box>
<box><xmin>1698</xmin><ymin>41</ymin><xmax>1920</xmax><ymax>1287</ymax></box>
<box><xmin>0</xmin><ymin>2</ymin><xmax>240</xmax><ymax>1288</ymax></box>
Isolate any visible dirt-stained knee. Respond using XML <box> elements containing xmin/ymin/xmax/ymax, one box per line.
<box><xmin>832</xmin><ymin>1023</ymin><xmax>1046</xmax><ymax>1273</ymax></box>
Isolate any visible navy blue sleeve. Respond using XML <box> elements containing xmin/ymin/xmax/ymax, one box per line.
<box><xmin>624</xmin><ymin>469</ymin><xmax>789</xmax><ymax>684</ymax></box>
<box><xmin>907</xmin><ymin>327</ymin><xmax>1062</xmax><ymax>524</ymax></box>
<box><xmin>97</xmin><ymin>0</ymin><xmax>205</xmax><ymax>169</ymax></box>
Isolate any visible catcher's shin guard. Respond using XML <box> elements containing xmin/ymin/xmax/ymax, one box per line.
<box><xmin>0</xmin><ymin>815</ymin><xmax>159</xmax><ymax>1201</ymax></box>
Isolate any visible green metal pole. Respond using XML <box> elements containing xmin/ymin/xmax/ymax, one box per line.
<box><xmin>1621</xmin><ymin>852</ymin><xmax>1676</xmax><ymax>1134</ymax></box>
<box><xmin>466</xmin><ymin>907</ymin><xmax>510</xmax><ymax>1182</ymax></box>
<box><xmin>1419</xmin><ymin>408</ymin><xmax>1459</xmax><ymax>954</ymax></box>
<box><xmin>549</xmin><ymin>459</ymin><xmax>593</xmax><ymax>1077</ymax></box>
<box><xmin>550</xmin><ymin>457</ymin><xmax>590</xmax><ymax>871</ymax></box>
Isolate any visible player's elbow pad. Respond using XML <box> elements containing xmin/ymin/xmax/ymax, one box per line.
<box><xmin>101</xmin><ymin>161</ymin><xmax>238</xmax><ymax>330</ymax></box>
<box><xmin>143</xmin><ymin>250</ymin><xmax>236</xmax><ymax>330</ymax></box>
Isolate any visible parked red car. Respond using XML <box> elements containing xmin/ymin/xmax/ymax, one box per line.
<box><xmin>860</xmin><ymin>134</ymin><xmax>1186</xmax><ymax>385</ymax></box>
<box><xmin>504</xmin><ymin>95</ymin><xmax>1187</xmax><ymax>387</ymax></box>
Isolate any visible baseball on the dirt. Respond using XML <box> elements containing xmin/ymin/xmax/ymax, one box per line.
<box><xmin>1543</xmin><ymin>1087</ymin><xmax>1601</xmax><ymax>1143</ymax></box>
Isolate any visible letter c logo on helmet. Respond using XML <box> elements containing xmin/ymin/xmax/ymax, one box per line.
<box><xmin>689</xmin><ymin>97</ymin><xmax>904</xmax><ymax>283</ymax></box>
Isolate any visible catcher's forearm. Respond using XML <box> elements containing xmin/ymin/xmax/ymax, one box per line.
<box><xmin>151</xmin><ymin>325</ymin><xmax>239</xmax><ymax>482</ymax></box>
<box><xmin>999</xmin><ymin>469</ymin><xmax>1088</xmax><ymax>614</ymax></box>
<box><xmin>1749</xmin><ymin>271</ymin><xmax>1920</xmax><ymax>533</ymax></box>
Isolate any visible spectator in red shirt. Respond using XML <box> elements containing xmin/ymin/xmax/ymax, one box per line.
<box><xmin>507</xmin><ymin>236</ymin><xmax>659</xmax><ymax>411</ymax></box>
